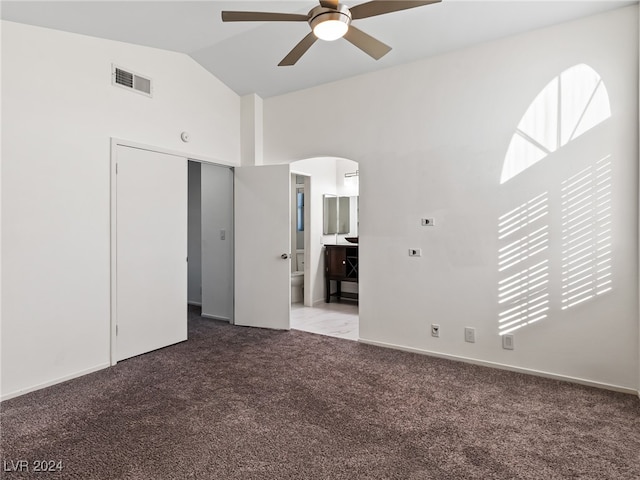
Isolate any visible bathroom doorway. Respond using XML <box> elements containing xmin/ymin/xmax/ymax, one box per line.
<box><xmin>289</xmin><ymin>157</ymin><xmax>359</xmax><ymax>341</ymax></box>
<box><xmin>290</xmin><ymin>174</ymin><xmax>310</xmax><ymax>305</ymax></box>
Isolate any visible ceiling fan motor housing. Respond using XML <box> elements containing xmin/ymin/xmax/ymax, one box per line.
<box><xmin>309</xmin><ymin>4</ymin><xmax>352</xmax><ymax>40</ymax></box>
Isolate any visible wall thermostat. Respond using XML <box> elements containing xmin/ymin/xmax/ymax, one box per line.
<box><xmin>180</xmin><ymin>131</ymin><xmax>190</xmax><ymax>142</ymax></box>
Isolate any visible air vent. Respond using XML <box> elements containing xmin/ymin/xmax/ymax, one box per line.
<box><xmin>112</xmin><ymin>65</ymin><xmax>152</xmax><ymax>97</ymax></box>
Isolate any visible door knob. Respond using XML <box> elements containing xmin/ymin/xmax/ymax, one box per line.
<box><xmin>281</xmin><ymin>253</ymin><xmax>291</xmax><ymax>259</ymax></box>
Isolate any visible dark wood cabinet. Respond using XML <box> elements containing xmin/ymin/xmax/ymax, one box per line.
<box><xmin>324</xmin><ymin>244</ymin><xmax>358</xmax><ymax>303</ymax></box>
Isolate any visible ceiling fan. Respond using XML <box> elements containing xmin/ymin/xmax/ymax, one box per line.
<box><xmin>221</xmin><ymin>1</ymin><xmax>441</xmax><ymax>66</ymax></box>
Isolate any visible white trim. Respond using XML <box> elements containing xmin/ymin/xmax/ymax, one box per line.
<box><xmin>1</xmin><ymin>363</ymin><xmax>110</xmax><ymax>402</ymax></box>
<box><xmin>111</xmin><ymin>138</ymin><xmax>235</xmax><ymax>168</ymax></box>
<box><xmin>358</xmin><ymin>337</ymin><xmax>638</xmax><ymax>396</ymax></box>
<box><xmin>201</xmin><ymin>313</ymin><xmax>231</xmax><ymax>323</ymax></box>
<box><xmin>110</xmin><ymin>141</ymin><xmax>118</xmax><ymax>366</ymax></box>
<box><xmin>290</xmin><ymin>168</ymin><xmax>312</xmax><ymax>176</ymax></box>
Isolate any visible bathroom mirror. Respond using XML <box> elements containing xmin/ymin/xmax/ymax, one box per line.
<box><xmin>323</xmin><ymin>194</ymin><xmax>357</xmax><ymax>235</ymax></box>
<box><xmin>323</xmin><ymin>195</ymin><xmax>338</xmax><ymax>234</ymax></box>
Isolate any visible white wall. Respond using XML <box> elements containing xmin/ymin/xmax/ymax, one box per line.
<box><xmin>265</xmin><ymin>7</ymin><xmax>639</xmax><ymax>391</ymax></box>
<box><xmin>188</xmin><ymin>161</ymin><xmax>202</xmax><ymax>305</ymax></box>
<box><xmin>241</xmin><ymin>94</ymin><xmax>264</xmax><ymax>166</ymax></box>
<box><xmin>1</xmin><ymin>21</ymin><xmax>240</xmax><ymax>399</ymax></box>
<box><xmin>0</xmin><ymin>20</ymin><xmax>4</xmax><ymax>388</ymax></box>
<box><xmin>201</xmin><ymin>163</ymin><xmax>234</xmax><ymax>322</ymax></box>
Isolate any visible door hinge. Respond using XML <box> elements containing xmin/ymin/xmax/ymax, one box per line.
<box><xmin>115</xmin><ymin>163</ymin><xmax>118</xmax><ymax>174</ymax></box>
<box><xmin>116</xmin><ymin>325</ymin><xmax>118</xmax><ymax>336</ymax></box>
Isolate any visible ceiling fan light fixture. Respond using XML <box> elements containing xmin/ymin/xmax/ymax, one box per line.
<box><xmin>313</xmin><ymin>17</ymin><xmax>349</xmax><ymax>41</ymax></box>
<box><xmin>309</xmin><ymin>5</ymin><xmax>351</xmax><ymax>41</ymax></box>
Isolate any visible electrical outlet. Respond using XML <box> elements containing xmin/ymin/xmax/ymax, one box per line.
<box><xmin>502</xmin><ymin>334</ymin><xmax>514</xmax><ymax>350</ymax></box>
<box><xmin>464</xmin><ymin>327</ymin><xmax>475</xmax><ymax>343</ymax></box>
<box><xmin>431</xmin><ymin>324</ymin><xmax>440</xmax><ymax>337</ymax></box>
<box><xmin>408</xmin><ymin>248</ymin><xmax>422</xmax><ymax>257</ymax></box>
<box><xmin>421</xmin><ymin>218</ymin><xmax>435</xmax><ymax>226</ymax></box>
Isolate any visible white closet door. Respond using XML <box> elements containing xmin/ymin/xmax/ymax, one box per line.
<box><xmin>115</xmin><ymin>145</ymin><xmax>187</xmax><ymax>361</ymax></box>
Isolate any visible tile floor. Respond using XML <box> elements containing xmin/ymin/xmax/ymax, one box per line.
<box><xmin>290</xmin><ymin>301</ymin><xmax>359</xmax><ymax>341</ymax></box>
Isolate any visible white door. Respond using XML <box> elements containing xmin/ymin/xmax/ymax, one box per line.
<box><xmin>234</xmin><ymin>164</ymin><xmax>291</xmax><ymax>329</ymax></box>
<box><xmin>114</xmin><ymin>145</ymin><xmax>188</xmax><ymax>361</ymax></box>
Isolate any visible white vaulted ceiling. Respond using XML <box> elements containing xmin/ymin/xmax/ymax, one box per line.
<box><xmin>1</xmin><ymin>1</ymin><xmax>636</xmax><ymax>98</ymax></box>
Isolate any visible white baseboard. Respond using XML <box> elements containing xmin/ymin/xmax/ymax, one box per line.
<box><xmin>201</xmin><ymin>313</ymin><xmax>231</xmax><ymax>323</ymax></box>
<box><xmin>1</xmin><ymin>363</ymin><xmax>111</xmax><ymax>402</ymax></box>
<box><xmin>358</xmin><ymin>338</ymin><xmax>637</xmax><ymax>396</ymax></box>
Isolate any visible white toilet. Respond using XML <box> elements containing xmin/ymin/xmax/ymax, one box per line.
<box><xmin>291</xmin><ymin>251</ymin><xmax>305</xmax><ymax>303</ymax></box>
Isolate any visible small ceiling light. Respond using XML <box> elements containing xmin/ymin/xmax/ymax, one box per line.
<box><xmin>309</xmin><ymin>5</ymin><xmax>351</xmax><ymax>42</ymax></box>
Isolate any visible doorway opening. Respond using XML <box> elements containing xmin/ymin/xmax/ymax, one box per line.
<box><xmin>187</xmin><ymin>160</ymin><xmax>234</xmax><ymax>324</ymax></box>
<box><xmin>111</xmin><ymin>140</ymin><xmax>236</xmax><ymax>368</ymax></box>
<box><xmin>288</xmin><ymin>157</ymin><xmax>359</xmax><ymax>341</ymax></box>
<box><xmin>290</xmin><ymin>174</ymin><xmax>309</xmax><ymax>305</ymax></box>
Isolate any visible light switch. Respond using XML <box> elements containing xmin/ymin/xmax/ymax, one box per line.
<box><xmin>220</xmin><ymin>229</ymin><xmax>226</xmax><ymax>240</ymax></box>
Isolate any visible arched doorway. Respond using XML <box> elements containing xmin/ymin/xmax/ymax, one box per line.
<box><xmin>289</xmin><ymin>156</ymin><xmax>360</xmax><ymax>341</ymax></box>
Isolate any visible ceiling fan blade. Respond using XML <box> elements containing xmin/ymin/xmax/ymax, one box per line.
<box><xmin>279</xmin><ymin>32</ymin><xmax>318</xmax><ymax>66</ymax></box>
<box><xmin>221</xmin><ymin>11</ymin><xmax>309</xmax><ymax>22</ymax></box>
<box><xmin>343</xmin><ymin>25</ymin><xmax>391</xmax><ymax>60</ymax></box>
<box><xmin>350</xmin><ymin>1</ymin><xmax>441</xmax><ymax>20</ymax></box>
<box><xmin>319</xmin><ymin>0</ymin><xmax>339</xmax><ymax>8</ymax></box>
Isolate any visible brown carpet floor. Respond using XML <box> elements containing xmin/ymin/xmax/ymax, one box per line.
<box><xmin>1</xmin><ymin>307</ymin><xmax>639</xmax><ymax>479</ymax></box>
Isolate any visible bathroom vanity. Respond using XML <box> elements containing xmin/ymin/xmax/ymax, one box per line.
<box><xmin>324</xmin><ymin>244</ymin><xmax>358</xmax><ymax>303</ymax></box>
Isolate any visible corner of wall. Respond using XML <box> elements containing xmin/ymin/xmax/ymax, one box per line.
<box><xmin>241</xmin><ymin>93</ymin><xmax>264</xmax><ymax>166</ymax></box>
